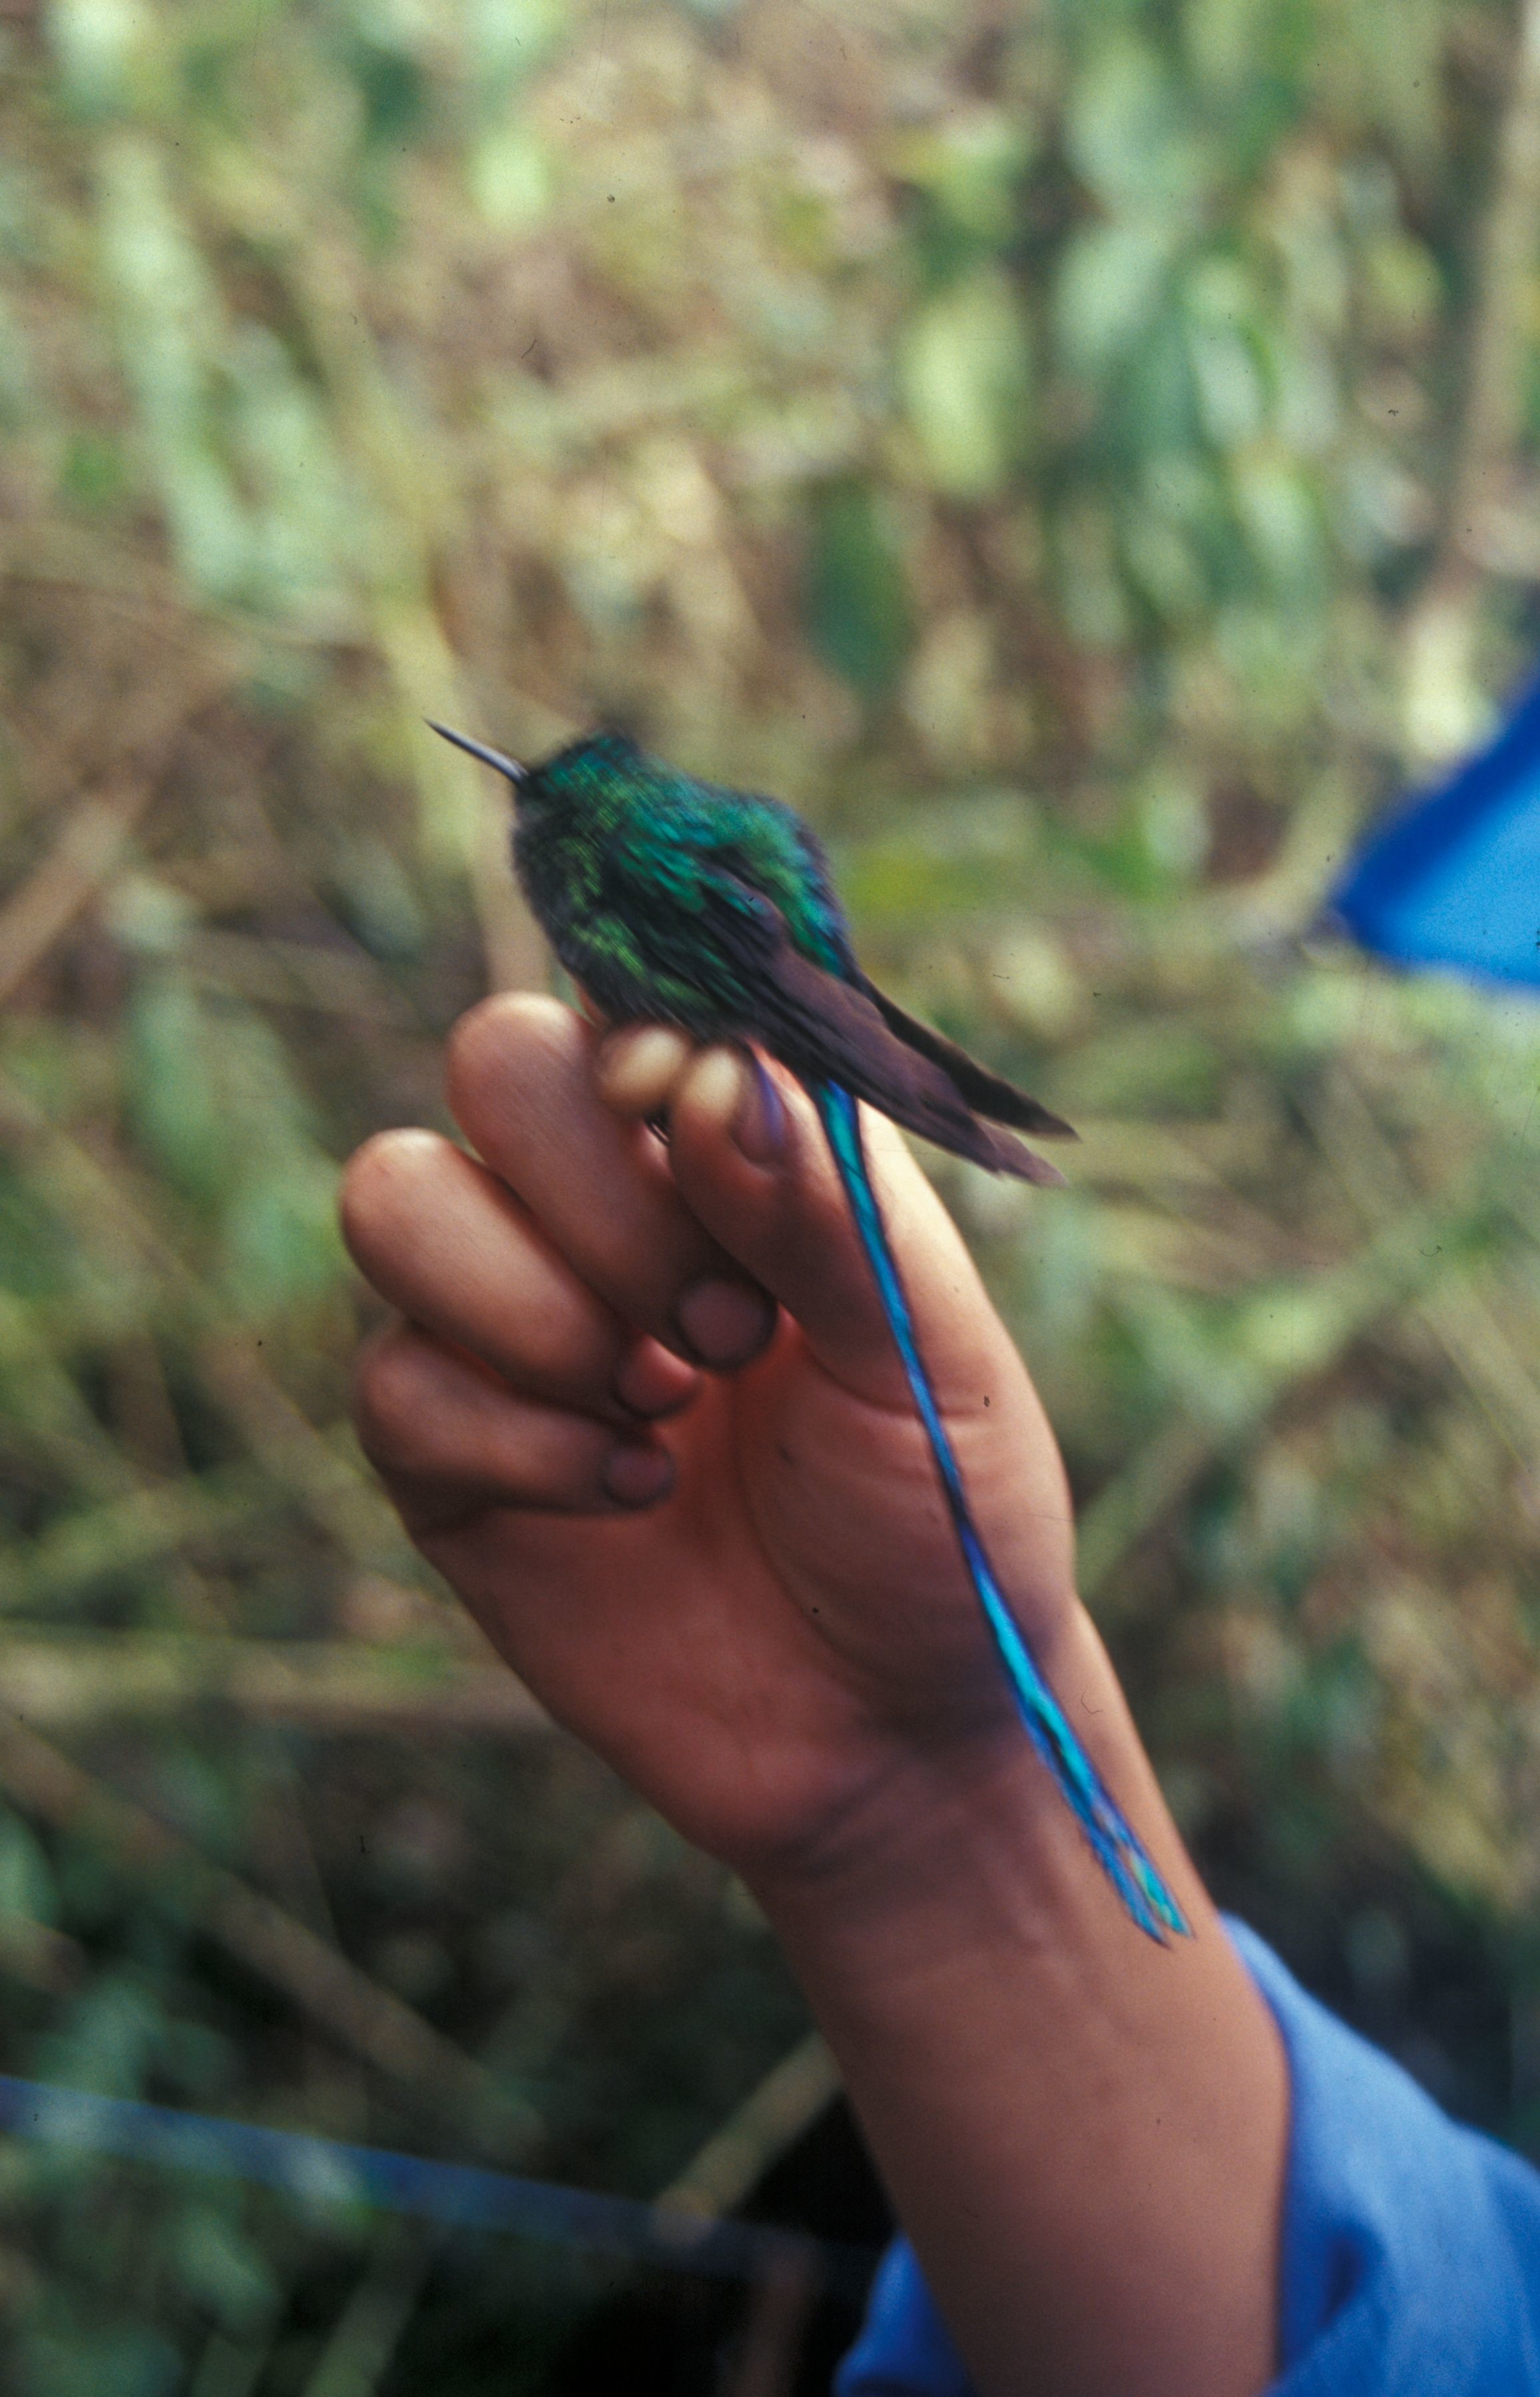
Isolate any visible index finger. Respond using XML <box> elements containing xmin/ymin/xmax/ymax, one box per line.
<box><xmin>445</xmin><ymin>993</ymin><xmax>778</xmax><ymax>1372</ymax></box>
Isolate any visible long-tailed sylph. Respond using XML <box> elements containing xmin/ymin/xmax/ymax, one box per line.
<box><xmin>431</xmin><ymin>721</ymin><xmax>1188</xmax><ymax>1943</ymax></box>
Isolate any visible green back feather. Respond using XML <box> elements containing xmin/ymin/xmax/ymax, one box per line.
<box><xmin>514</xmin><ymin>735</ymin><xmax>854</xmax><ymax>1025</ymax></box>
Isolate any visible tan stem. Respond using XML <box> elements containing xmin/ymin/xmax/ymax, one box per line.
<box><xmin>1404</xmin><ymin>0</ymin><xmax>1540</xmax><ymax>756</ymax></box>
<box><xmin>0</xmin><ymin>1714</ymin><xmax>537</xmax><ymax>2160</ymax></box>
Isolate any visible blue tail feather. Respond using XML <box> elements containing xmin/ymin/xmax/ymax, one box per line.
<box><xmin>812</xmin><ymin>1080</ymin><xmax>1189</xmax><ymax>1945</ymax></box>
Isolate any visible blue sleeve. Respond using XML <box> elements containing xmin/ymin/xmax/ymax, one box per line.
<box><xmin>834</xmin><ymin>1917</ymin><xmax>1540</xmax><ymax>2396</ymax></box>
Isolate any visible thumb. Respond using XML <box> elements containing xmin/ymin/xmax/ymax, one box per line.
<box><xmin>599</xmin><ymin>1030</ymin><xmax>1018</xmax><ymax>1412</ymax></box>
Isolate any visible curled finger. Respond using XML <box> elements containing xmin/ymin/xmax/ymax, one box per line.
<box><xmin>341</xmin><ymin>1126</ymin><xmax>698</xmax><ymax>1425</ymax></box>
<box><xmin>355</xmin><ymin>1321</ymin><xmax>676</xmax><ymax>1529</ymax></box>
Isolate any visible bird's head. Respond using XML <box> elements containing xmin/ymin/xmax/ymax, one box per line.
<box><xmin>429</xmin><ymin>723</ymin><xmax>648</xmax><ymax>819</ymax></box>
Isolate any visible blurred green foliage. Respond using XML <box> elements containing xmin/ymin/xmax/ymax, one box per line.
<box><xmin>4</xmin><ymin>0</ymin><xmax>1540</xmax><ymax>2386</ymax></box>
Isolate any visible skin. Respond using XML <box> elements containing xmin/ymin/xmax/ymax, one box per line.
<box><xmin>341</xmin><ymin>992</ymin><xmax>1288</xmax><ymax>2397</ymax></box>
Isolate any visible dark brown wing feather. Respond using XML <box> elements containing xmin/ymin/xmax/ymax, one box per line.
<box><xmin>856</xmin><ymin>974</ymin><xmax>1077</xmax><ymax>1139</ymax></box>
<box><xmin>755</xmin><ymin>943</ymin><xmax>1065</xmax><ymax>1187</ymax></box>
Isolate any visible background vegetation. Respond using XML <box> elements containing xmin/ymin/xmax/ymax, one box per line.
<box><xmin>4</xmin><ymin>0</ymin><xmax>1540</xmax><ymax>2386</ymax></box>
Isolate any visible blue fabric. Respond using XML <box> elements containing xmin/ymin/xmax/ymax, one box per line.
<box><xmin>835</xmin><ymin>1918</ymin><xmax>1540</xmax><ymax>2395</ymax></box>
<box><xmin>1334</xmin><ymin>671</ymin><xmax>1540</xmax><ymax>989</ymax></box>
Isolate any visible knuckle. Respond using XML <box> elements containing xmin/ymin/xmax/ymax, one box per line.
<box><xmin>519</xmin><ymin>1313</ymin><xmax>589</xmax><ymax>1394</ymax></box>
<box><xmin>531</xmin><ymin>1419</ymin><xmax>607</xmax><ymax>1506</ymax></box>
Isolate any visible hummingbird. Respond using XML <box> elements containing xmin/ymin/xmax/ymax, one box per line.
<box><xmin>431</xmin><ymin>722</ymin><xmax>1188</xmax><ymax>1944</ymax></box>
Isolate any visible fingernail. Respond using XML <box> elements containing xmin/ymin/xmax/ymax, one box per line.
<box><xmin>734</xmin><ymin>1051</ymin><xmax>786</xmax><ymax>1166</ymax></box>
<box><xmin>595</xmin><ymin>1025</ymin><xmax>691</xmax><ymax>1119</ymax></box>
<box><xmin>612</xmin><ymin>1338</ymin><xmax>697</xmax><ymax>1418</ymax></box>
<box><xmin>672</xmin><ymin>1276</ymin><xmax>775</xmax><ymax>1370</ymax></box>
<box><xmin>602</xmin><ymin>1440</ymin><xmax>675</xmax><ymax>1509</ymax></box>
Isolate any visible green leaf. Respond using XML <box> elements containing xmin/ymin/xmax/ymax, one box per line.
<box><xmin>888</xmin><ymin>108</ymin><xmax>1034</xmax><ymax>247</ymax></box>
<box><xmin>125</xmin><ymin>973</ymin><xmax>226</xmax><ymax>1211</ymax></box>
<box><xmin>47</xmin><ymin>0</ymin><xmax>156</xmax><ymax>121</ymax></box>
<box><xmin>225</xmin><ymin>320</ymin><xmax>358</xmax><ymax>625</ymax></box>
<box><xmin>328</xmin><ymin>836</ymin><xmax>427</xmax><ymax>960</ymax></box>
<box><xmin>469</xmin><ymin>125</ymin><xmax>553</xmax><ymax>230</ymax></box>
<box><xmin>218</xmin><ymin>1152</ymin><xmax>346</xmax><ymax>1318</ymax></box>
<box><xmin>1123</xmin><ymin>511</ymin><xmax>1208</xmax><ymax>623</ymax></box>
<box><xmin>42</xmin><ymin>1970</ymin><xmax>165</xmax><ymax>2099</ymax></box>
<box><xmin>898</xmin><ymin>268</ymin><xmax>1031</xmax><ymax>499</ymax></box>
<box><xmin>1184</xmin><ymin>258</ymin><xmax>1268</xmax><ymax>449</ymax></box>
<box><xmin>1055</xmin><ymin>219</ymin><xmax>1180</xmax><ymax>379</ymax></box>
<box><xmin>60</xmin><ymin>430</ymin><xmax>129</xmax><ymax>509</ymax></box>
<box><xmin>804</xmin><ymin>479</ymin><xmax>911</xmax><ymax>699</ymax></box>
<box><xmin>0</xmin><ymin>1806</ymin><xmax>59</xmax><ymax>1926</ymax></box>
<box><xmin>342</xmin><ymin>25</ymin><xmax>428</xmax><ymax>151</ymax></box>
<box><xmin>95</xmin><ymin>136</ymin><xmax>254</xmax><ymax>602</ymax></box>
<box><xmin>0</xmin><ymin>292</ymin><xmax>36</xmax><ymax>432</ymax></box>
<box><xmin>172</xmin><ymin>2205</ymin><xmax>280</xmax><ymax>2335</ymax></box>
<box><xmin>1066</xmin><ymin>32</ymin><xmax>1212</xmax><ymax>218</ymax></box>
<box><xmin>1182</xmin><ymin>0</ymin><xmax>1284</xmax><ymax>99</ymax></box>
<box><xmin>463</xmin><ymin>0</ymin><xmax>569</xmax><ymax>101</ymax></box>
<box><xmin>20</xmin><ymin>2322</ymin><xmax>182</xmax><ymax>2397</ymax></box>
<box><xmin>1230</xmin><ymin>451</ymin><xmax>1323</xmax><ymax>599</ymax></box>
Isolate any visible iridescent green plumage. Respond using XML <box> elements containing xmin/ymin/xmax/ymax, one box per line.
<box><xmin>482</xmin><ymin>730</ymin><xmax>1075</xmax><ymax>1181</ymax></box>
<box><xmin>432</xmin><ymin>722</ymin><xmax>1188</xmax><ymax>1942</ymax></box>
<box><xmin>513</xmin><ymin>733</ymin><xmax>854</xmax><ymax>1030</ymax></box>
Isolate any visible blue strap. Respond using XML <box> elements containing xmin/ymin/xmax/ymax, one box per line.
<box><xmin>0</xmin><ymin>2071</ymin><xmax>875</xmax><ymax>2294</ymax></box>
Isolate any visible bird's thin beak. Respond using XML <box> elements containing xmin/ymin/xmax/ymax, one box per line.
<box><xmin>427</xmin><ymin>721</ymin><xmax>527</xmax><ymax>784</ymax></box>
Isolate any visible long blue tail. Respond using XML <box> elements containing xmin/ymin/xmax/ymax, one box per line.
<box><xmin>812</xmin><ymin>1081</ymin><xmax>1189</xmax><ymax>1944</ymax></box>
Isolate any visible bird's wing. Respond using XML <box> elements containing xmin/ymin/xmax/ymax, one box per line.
<box><xmin>708</xmin><ymin>876</ymin><xmax>1065</xmax><ymax>1186</ymax></box>
<box><xmin>855</xmin><ymin>976</ymin><xmax>1076</xmax><ymax>1140</ymax></box>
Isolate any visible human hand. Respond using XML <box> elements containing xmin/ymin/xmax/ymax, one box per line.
<box><xmin>343</xmin><ymin>995</ymin><xmax>1287</xmax><ymax>2397</ymax></box>
<box><xmin>341</xmin><ymin>993</ymin><xmax>1081</xmax><ymax>1888</ymax></box>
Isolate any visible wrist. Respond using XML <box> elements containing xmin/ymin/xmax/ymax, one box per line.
<box><xmin>741</xmin><ymin>1602</ymin><xmax>1283</xmax><ymax>2397</ymax></box>
<box><xmin>746</xmin><ymin>1599</ymin><xmax>1198</xmax><ymax>1999</ymax></box>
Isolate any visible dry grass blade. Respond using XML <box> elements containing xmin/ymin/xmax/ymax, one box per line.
<box><xmin>0</xmin><ymin>1715</ymin><xmax>537</xmax><ymax>2161</ymax></box>
<box><xmin>1311</xmin><ymin>1065</ymin><xmax>1540</xmax><ymax>1457</ymax></box>
<box><xmin>5</xmin><ymin>1464</ymin><xmax>272</xmax><ymax>1610</ymax></box>
<box><xmin>1080</xmin><ymin>1188</ymin><xmax>1492</xmax><ymax>1617</ymax></box>
<box><xmin>181</xmin><ymin>931</ymin><xmax>421</xmax><ymax>1025</ymax></box>
<box><xmin>0</xmin><ymin>1069</ymin><xmax>411</xmax><ymax>1571</ymax></box>
<box><xmin>0</xmin><ymin>1907</ymin><xmax>85</xmax><ymax>1996</ymax></box>
<box><xmin>654</xmin><ymin>2030</ymin><xmax>841</xmax><ymax>2226</ymax></box>
<box><xmin>301</xmin><ymin>2223</ymin><xmax>441</xmax><ymax>2397</ymax></box>
<box><xmin>0</xmin><ymin>780</ymin><xmax>155</xmax><ymax>1005</ymax></box>
<box><xmin>0</xmin><ymin>1633</ymin><xmax>550</xmax><ymax>1734</ymax></box>
<box><xmin>1402</xmin><ymin>0</ymin><xmax>1540</xmax><ymax>742</ymax></box>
